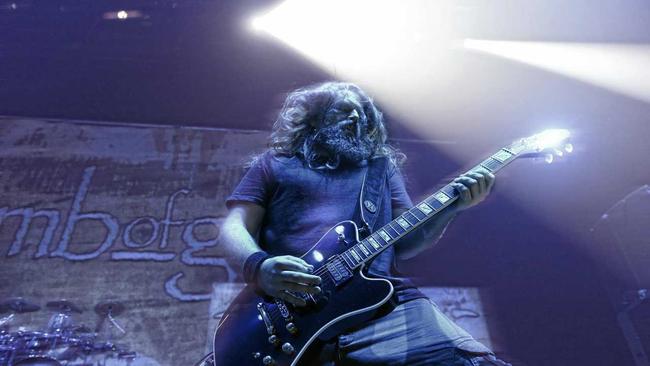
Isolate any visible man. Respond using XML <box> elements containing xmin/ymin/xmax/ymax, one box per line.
<box><xmin>220</xmin><ymin>82</ymin><xmax>510</xmax><ymax>365</ymax></box>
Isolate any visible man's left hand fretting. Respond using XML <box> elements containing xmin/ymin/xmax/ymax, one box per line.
<box><xmin>451</xmin><ymin>168</ymin><xmax>495</xmax><ymax>211</ymax></box>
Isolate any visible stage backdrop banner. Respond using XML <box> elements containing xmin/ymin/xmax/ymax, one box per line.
<box><xmin>0</xmin><ymin>116</ymin><xmax>266</xmax><ymax>365</ymax></box>
<box><xmin>0</xmin><ymin>117</ymin><xmax>500</xmax><ymax>365</ymax></box>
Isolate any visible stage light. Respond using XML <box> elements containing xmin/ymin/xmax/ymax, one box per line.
<box><xmin>250</xmin><ymin>17</ymin><xmax>264</xmax><ymax>32</ymax></box>
<box><xmin>463</xmin><ymin>39</ymin><xmax>650</xmax><ymax>103</ymax></box>
<box><xmin>249</xmin><ymin>0</ymin><xmax>455</xmax><ymax>79</ymax></box>
<box><xmin>103</xmin><ymin>10</ymin><xmax>143</xmax><ymax>20</ymax></box>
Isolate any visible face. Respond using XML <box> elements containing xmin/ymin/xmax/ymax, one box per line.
<box><xmin>303</xmin><ymin>92</ymin><xmax>375</xmax><ymax>169</ymax></box>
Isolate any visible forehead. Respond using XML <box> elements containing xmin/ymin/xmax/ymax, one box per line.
<box><xmin>328</xmin><ymin>92</ymin><xmax>364</xmax><ymax>110</ymax></box>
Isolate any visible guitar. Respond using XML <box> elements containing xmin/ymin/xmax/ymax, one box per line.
<box><xmin>211</xmin><ymin>129</ymin><xmax>572</xmax><ymax>366</ymax></box>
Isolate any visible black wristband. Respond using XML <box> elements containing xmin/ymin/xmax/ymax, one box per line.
<box><xmin>243</xmin><ymin>251</ymin><xmax>271</xmax><ymax>285</ymax></box>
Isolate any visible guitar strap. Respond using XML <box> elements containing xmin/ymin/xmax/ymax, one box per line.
<box><xmin>355</xmin><ymin>157</ymin><xmax>389</xmax><ymax>239</ymax></box>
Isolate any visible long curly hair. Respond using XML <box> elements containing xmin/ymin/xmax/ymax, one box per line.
<box><xmin>267</xmin><ymin>81</ymin><xmax>404</xmax><ymax>167</ymax></box>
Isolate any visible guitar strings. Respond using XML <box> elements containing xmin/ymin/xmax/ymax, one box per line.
<box><xmin>292</xmin><ymin>145</ymin><xmax>521</xmax><ymax>295</ymax></box>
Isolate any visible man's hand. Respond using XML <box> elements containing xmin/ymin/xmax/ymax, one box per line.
<box><xmin>257</xmin><ymin>255</ymin><xmax>322</xmax><ymax>307</ymax></box>
<box><xmin>451</xmin><ymin>168</ymin><xmax>495</xmax><ymax>212</ymax></box>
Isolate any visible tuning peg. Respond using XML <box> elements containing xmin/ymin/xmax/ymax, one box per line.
<box><xmin>564</xmin><ymin>143</ymin><xmax>573</xmax><ymax>153</ymax></box>
<box><xmin>553</xmin><ymin>149</ymin><xmax>564</xmax><ymax>157</ymax></box>
<box><xmin>544</xmin><ymin>154</ymin><xmax>554</xmax><ymax>164</ymax></box>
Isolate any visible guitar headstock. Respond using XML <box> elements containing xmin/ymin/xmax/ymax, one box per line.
<box><xmin>509</xmin><ymin>129</ymin><xmax>573</xmax><ymax>163</ymax></box>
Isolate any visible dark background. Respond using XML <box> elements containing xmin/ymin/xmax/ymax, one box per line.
<box><xmin>3</xmin><ymin>1</ymin><xmax>650</xmax><ymax>364</ymax></box>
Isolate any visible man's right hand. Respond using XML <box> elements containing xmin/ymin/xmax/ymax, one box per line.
<box><xmin>257</xmin><ymin>255</ymin><xmax>322</xmax><ymax>307</ymax></box>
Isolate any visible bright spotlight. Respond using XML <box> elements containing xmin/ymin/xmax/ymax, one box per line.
<box><xmin>463</xmin><ymin>39</ymin><xmax>650</xmax><ymax>103</ymax></box>
<box><xmin>103</xmin><ymin>10</ymin><xmax>142</xmax><ymax>20</ymax></box>
<box><xmin>250</xmin><ymin>16</ymin><xmax>264</xmax><ymax>31</ymax></box>
<box><xmin>248</xmin><ymin>0</ymin><xmax>454</xmax><ymax>78</ymax></box>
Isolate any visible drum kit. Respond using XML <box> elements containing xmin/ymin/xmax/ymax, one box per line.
<box><xmin>0</xmin><ymin>298</ymin><xmax>140</xmax><ymax>366</ymax></box>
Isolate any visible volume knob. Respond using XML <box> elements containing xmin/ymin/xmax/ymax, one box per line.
<box><xmin>268</xmin><ymin>334</ymin><xmax>280</xmax><ymax>346</ymax></box>
<box><xmin>282</xmin><ymin>342</ymin><xmax>295</xmax><ymax>355</ymax></box>
<box><xmin>262</xmin><ymin>355</ymin><xmax>275</xmax><ymax>365</ymax></box>
<box><xmin>285</xmin><ymin>322</ymin><xmax>298</xmax><ymax>334</ymax></box>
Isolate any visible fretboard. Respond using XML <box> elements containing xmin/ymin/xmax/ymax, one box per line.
<box><xmin>338</xmin><ymin>144</ymin><xmax>525</xmax><ymax>269</ymax></box>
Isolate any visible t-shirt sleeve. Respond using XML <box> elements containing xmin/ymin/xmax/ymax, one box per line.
<box><xmin>225</xmin><ymin>152</ymin><xmax>276</xmax><ymax>209</ymax></box>
<box><xmin>388</xmin><ymin>163</ymin><xmax>413</xmax><ymax>211</ymax></box>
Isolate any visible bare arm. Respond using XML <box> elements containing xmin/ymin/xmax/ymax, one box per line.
<box><xmin>220</xmin><ymin>201</ymin><xmax>321</xmax><ymax>306</ymax></box>
<box><xmin>220</xmin><ymin>201</ymin><xmax>267</xmax><ymax>271</ymax></box>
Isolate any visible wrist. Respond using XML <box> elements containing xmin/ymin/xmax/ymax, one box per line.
<box><xmin>243</xmin><ymin>251</ymin><xmax>271</xmax><ymax>285</ymax></box>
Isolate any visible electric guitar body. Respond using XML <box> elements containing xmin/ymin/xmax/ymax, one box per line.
<box><xmin>212</xmin><ymin>221</ymin><xmax>393</xmax><ymax>366</ymax></box>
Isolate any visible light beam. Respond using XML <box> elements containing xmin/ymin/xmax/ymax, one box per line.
<box><xmin>463</xmin><ymin>39</ymin><xmax>650</xmax><ymax>104</ymax></box>
<box><xmin>249</xmin><ymin>0</ymin><xmax>455</xmax><ymax>82</ymax></box>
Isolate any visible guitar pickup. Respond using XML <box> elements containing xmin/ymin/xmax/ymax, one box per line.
<box><xmin>326</xmin><ymin>258</ymin><xmax>352</xmax><ymax>286</ymax></box>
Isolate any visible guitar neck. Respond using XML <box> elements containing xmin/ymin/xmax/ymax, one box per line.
<box><xmin>339</xmin><ymin>144</ymin><xmax>526</xmax><ymax>269</ymax></box>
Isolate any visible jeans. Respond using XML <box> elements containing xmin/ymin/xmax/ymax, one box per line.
<box><xmin>314</xmin><ymin>298</ymin><xmax>512</xmax><ymax>366</ymax></box>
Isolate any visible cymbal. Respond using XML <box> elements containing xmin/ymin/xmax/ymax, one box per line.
<box><xmin>94</xmin><ymin>301</ymin><xmax>125</xmax><ymax>317</ymax></box>
<box><xmin>0</xmin><ymin>298</ymin><xmax>41</xmax><ymax>313</ymax></box>
<box><xmin>46</xmin><ymin>300</ymin><xmax>82</xmax><ymax>313</ymax></box>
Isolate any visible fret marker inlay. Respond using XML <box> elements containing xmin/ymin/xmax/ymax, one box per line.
<box><xmin>358</xmin><ymin>244</ymin><xmax>370</xmax><ymax>256</ymax></box>
<box><xmin>434</xmin><ymin>191</ymin><xmax>451</xmax><ymax>204</ymax></box>
<box><xmin>417</xmin><ymin>202</ymin><xmax>434</xmax><ymax>215</ymax></box>
<box><xmin>492</xmin><ymin>149</ymin><xmax>513</xmax><ymax>162</ymax></box>
<box><xmin>349</xmin><ymin>249</ymin><xmax>361</xmax><ymax>261</ymax></box>
<box><xmin>378</xmin><ymin>230</ymin><xmax>392</xmax><ymax>242</ymax></box>
<box><xmin>396</xmin><ymin>217</ymin><xmax>410</xmax><ymax>229</ymax></box>
<box><xmin>368</xmin><ymin>237</ymin><xmax>381</xmax><ymax>249</ymax></box>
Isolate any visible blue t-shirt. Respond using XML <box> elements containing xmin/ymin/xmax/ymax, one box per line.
<box><xmin>225</xmin><ymin>151</ymin><xmax>425</xmax><ymax>303</ymax></box>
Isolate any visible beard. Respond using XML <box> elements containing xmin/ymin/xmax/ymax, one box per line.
<box><xmin>302</xmin><ymin>122</ymin><xmax>375</xmax><ymax>170</ymax></box>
